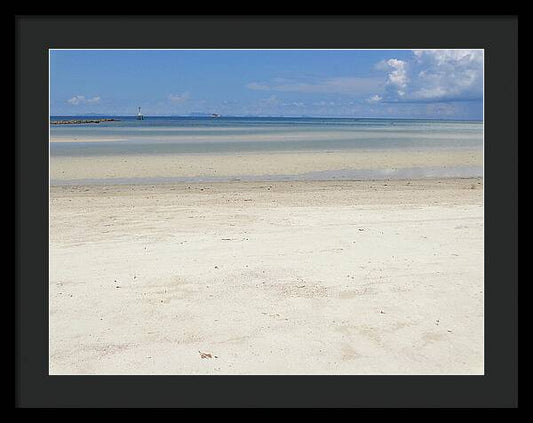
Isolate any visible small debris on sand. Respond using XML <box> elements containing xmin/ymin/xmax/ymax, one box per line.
<box><xmin>199</xmin><ymin>351</ymin><xmax>217</xmax><ymax>359</ymax></box>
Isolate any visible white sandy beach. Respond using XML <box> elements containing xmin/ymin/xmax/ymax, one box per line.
<box><xmin>49</xmin><ymin>178</ymin><xmax>484</xmax><ymax>375</ymax></box>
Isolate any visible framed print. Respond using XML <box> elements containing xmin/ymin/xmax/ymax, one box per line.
<box><xmin>15</xmin><ymin>15</ymin><xmax>518</xmax><ymax>408</ymax></box>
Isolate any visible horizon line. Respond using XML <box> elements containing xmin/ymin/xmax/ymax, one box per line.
<box><xmin>49</xmin><ymin>114</ymin><xmax>483</xmax><ymax>122</ymax></box>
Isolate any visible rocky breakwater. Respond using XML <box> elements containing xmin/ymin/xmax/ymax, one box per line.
<box><xmin>50</xmin><ymin>118</ymin><xmax>120</xmax><ymax>125</ymax></box>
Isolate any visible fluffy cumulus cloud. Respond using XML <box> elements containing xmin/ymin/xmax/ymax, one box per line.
<box><xmin>372</xmin><ymin>49</ymin><xmax>483</xmax><ymax>103</ymax></box>
<box><xmin>67</xmin><ymin>95</ymin><xmax>101</xmax><ymax>105</ymax></box>
<box><xmin>240</xmin><ymin>50</ymin><xmax>482</xmax><ymax>118</ymax></box>
<box><xmin>384</xmin><ymin>59</ymin><xmax>409</xmax><ymax>96</ymax></box>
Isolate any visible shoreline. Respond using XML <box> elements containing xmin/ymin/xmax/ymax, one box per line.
<box><xmin>50</xmin><ymin>170</ymin><xmax>483</xmax><ymax>187</ymax></box>
<box><xmin>50</xmin><ymin>148</ymin><xmax>483</xmax><ymax>183</ymax></box>
<box><xmin>50</xmin><ymin>131</ymin><xmax>482</xmax><ymax>143</ymax></box>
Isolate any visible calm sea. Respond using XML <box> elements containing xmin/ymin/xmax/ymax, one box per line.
<box><xmin>50</xmin><ymin>116</ymin><xmax>483</xmax><ymax>183</ymax></box>
<box><xmin>50</xmin><ymin>116</ymin><xmax>483</xmax><ymax>156</ymax></box>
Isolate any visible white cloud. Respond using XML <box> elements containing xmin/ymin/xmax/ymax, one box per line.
<box><xmin>67</xmin><ymin>95</ymin><xmax>101</xmax><ymax>105</ymax></box>
<box><xmin>385</xmin><ymin>59</ymin><xmax>408</xmax><ymax>96</ymax></box>
<box><xmin>366</xmin><ymin>94</ymin><xmax>383</xmax><ymax>104</ymax></box>
<box><xmin>409</xmin><ymin>49</ymin><xmax>483</xmax><ymax>100</ymax></box>
<box><xmin>167</xmin><ymin>92</ymin><xmax>190</xmax><ymax>103</ymax></box>
<box><xmin>372</xmin><ymin>49</ymin><xmax>483</xmax><ymax>103</ymax></box>
<box><xmin>246</xmin><ymin>76</ymin><xmax>383</xmax><ymax>95</ymax></box>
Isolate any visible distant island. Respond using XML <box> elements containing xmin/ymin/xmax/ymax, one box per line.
<box><xmin>188</xmin><ymin>112</ymin><xmax>221</xmax><ymax>118</ymax></box>
<box><xmin>50</xmin><ymin>118</ymin><xmax>120</xmax><ymax>125</ymax></box>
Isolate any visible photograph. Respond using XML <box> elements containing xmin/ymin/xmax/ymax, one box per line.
<box><xmin>48</xmin><ymin>48</ymin><xmax>485</xmax><ymax>376</ymax></box>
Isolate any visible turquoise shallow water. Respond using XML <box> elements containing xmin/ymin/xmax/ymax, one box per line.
<box><xmin>50</xmin><ymin>116</ymin><xmax>483</xmax><ymax>156</ymax></box>
<box><xmin>50</xmin><ymin>116</ymin><xmax>483</xmax><ymax>184</ymax></box>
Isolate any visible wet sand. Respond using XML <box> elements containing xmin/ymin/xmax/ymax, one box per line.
<box><xmin>50</xmin><ymin>148</ymin><xmax>482</xmax><ymax>183</ymax></box>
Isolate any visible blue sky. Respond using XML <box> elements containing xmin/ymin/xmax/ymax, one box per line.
<box><xmin>50</xmin><ymin>49</ymin><xmax>483</xmax><ymax>119</ymax></box>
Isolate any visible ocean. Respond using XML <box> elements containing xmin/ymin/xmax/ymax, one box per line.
<box><xmin>50</xmin><ymin>116</ymin><xmax>483</xmax><ymax>183</ymax></box>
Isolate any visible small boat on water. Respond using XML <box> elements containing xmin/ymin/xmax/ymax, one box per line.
<box><xmin>210</xmin><ymin>113</ymin><xmax>221</xmax><ymax>118</ymax></box>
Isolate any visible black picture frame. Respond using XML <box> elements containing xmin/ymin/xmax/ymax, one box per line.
<box><xmin>15</xmin><ymin>15</ymin><xmax>518</xmax><ymax>408</ymax></box>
